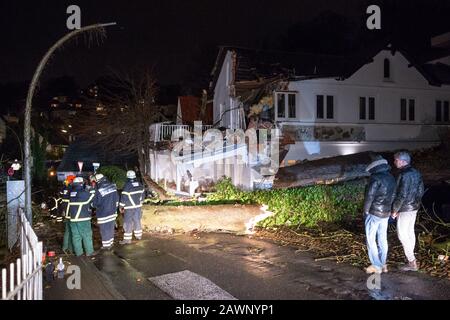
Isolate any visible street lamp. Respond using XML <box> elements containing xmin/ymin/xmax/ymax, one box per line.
<box><xmin>23</xmin><ymin>22</ymin><xmax>117</xmax><ymax>223</ymax></box>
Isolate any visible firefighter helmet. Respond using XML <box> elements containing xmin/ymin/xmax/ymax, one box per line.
<box><xmin>126</xmin><ymin>170</ymin><xmax>136</xmax><ymax>179</ymax></box>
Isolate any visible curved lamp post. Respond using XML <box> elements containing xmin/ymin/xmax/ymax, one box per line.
<box><xmin>23</xmin><ymin>22</ymin><xmax>116</xmax><ymax>222</ymax></box>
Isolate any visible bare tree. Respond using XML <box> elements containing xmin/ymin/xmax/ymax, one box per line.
<box><xmin>74</xmin><ymin>69</ymin><xmax>170</xmax><ymax>198</ymax></box>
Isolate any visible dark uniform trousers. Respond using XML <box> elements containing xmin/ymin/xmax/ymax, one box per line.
<box><xmin>123</xmin><ymin>208</ymin><xmax>143</xmax><ymax>241</ymax></box>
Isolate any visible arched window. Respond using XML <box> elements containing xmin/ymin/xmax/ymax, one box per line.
<box><xmin>384</xmin><ymin>58</ymin><xmax>390</xmax><ymax>79</ymax></box>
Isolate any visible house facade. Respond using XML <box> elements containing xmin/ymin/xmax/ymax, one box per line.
<box><xmin>211</xmin><ymin>43</ymin><xmax>450</xmax><ymax>164</ymax></box>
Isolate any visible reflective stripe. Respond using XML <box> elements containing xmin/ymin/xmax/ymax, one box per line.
<box><xmin>122</xmin><ymin>190</ymin><xmax>144</xmax><ymax>209</ymax></box>
<box><xmin>70</xmin><ymin>217</ymin><xmax>91</xmax><ymax>222</ymax></box>
<box><xmin>97</xmin><ymin>214</ymin><xmax>118</xmax><ymax>221</ymax></box>
<box><xmin>122</xmin><ymin>191</ymin><xmax>144</xmax><ymax>195</ymax></box>
<box><xmin>102</xmin><ymin>239</ymin><xmax>114</xmax><ymax>245</ymax></box>
<box><xmin>119</xmin><ymin>202</ymin><xmax>125</xmax><ymax>207</ymax></box>
<box><xmin>123</xmin><ymin>233</ymin><xmax>132</xmax><ymax>236</ymax></box>
<box><xmin>67</xmin><ymin>193</ymin><xmax>95</xmax><ymax>221</ymax></box>
<box><xmin>97</xmin><ymin>216</ymin><xmax>117</xmax><ymax>224</ymax></box>
<box><xmin>124</xmin><ymin>204</ymin><xmax>143</xmax><ymax>209</ymax></box>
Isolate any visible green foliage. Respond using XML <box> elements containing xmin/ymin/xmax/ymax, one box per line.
<box><xmin>208</xmin><ymin>177</ymin><xmax>365</xmax><ymax>227</ymax></box>
<box><xmin>97</xmin><ymin>165</ymin><xmax>127</xmax><ymax>189</ymax></box>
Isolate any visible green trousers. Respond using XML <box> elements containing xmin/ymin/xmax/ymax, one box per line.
<box><xmin>62</xmin><ymin>220</ymin><xmax>74</xmax><ymax>253</ymax></box>
<box><xmin>70</xmin><ymin>221</ymin><xmax>94</xmax><ymax>256</ymax></box>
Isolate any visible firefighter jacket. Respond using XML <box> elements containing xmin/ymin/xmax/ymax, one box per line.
<box><xmin>67</xmin><ymin>185</ymin><xmax>95</xmax><ymax>222</ymax></box>
<box><xmin>119</xmin><ymin>179</ymin><xmax>145</xmax><ymax>210</ymax></box>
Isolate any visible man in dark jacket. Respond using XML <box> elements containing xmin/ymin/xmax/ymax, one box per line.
<box><xmin>92</xmin><ymin>174</ymin><xmax>119</xmax><ymax>250</ymax></box>
<box><xmin>119</xmin><ymin>170</ymin><xmax>145</xmax><ymax>245</ymax></box>
<box><xmin>391</xmin><ymin>151</ymin><xmax>424</xmax><ymax>271</ymax></box>
<box><xmin>67</xmin><ymin>177</ymin><xmax>95</xmax><ymax>256</ymax></box>
<box><xmin>363</xmin><ymin>155</ymin><xmax>397</xmax><ymax>274</ymax></box>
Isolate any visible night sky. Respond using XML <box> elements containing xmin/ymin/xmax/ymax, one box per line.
<box><xmin>1</xmin><ymin>0</ymin><xmax>450</xmax><ymax>89</ymax></box>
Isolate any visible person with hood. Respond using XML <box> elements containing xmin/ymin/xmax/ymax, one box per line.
<box><xmin>363</xmin><ymin>155</ymin><xmax>396</xmax><ymax>274</ymax></box>
<box><xmin>67</xmin><ymin>177</ymin><xmax>95</xmax><ymax>257</ymax></box>
<box><xmin>92</xmin><ymin>174</ymin><xmax>119</xmax><ymax>250</ymax></box>
<box><xmin>391</xmin><ymin>151</ymin><xmax>424</xmax><ymax>272</ymax></box>
<box><xmin>119</xmin><ymin>170</ymin><xmax>145</xmax><ymax>245</ymax></box>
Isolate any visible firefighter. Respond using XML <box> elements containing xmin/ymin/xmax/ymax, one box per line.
<box><xmin>92</xmin><ymin>174</ymin><xmax>119</xmax><ymax>250</ymax></box>
<box><xmin>67</xmin><ymin>177</ymin><xmax>95</xmax><ymax>256</ymax></box>
<box><xmin>119</xmin><ymin>170</ymin><xmax>145</xmax><ymax>245</ymax></box>
<box><xmin>48</xmin><ymin>195</ymin><xmax>61</xmax><ymax>221</ymax></box>
<box><xmin>61</xmin><ymin>176</ymin><xmax>75</xmax><ymax>254</ymax></box>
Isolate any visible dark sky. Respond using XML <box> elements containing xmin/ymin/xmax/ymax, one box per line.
<box><xmin>0</xmin><ymin>0</ymin><xmax>449</xmax><ymax>88</ymax></box>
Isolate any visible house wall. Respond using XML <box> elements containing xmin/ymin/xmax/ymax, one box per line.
<box><xmin>213</xmin><ymin>51</ymin><xmax>241</xmax><ymax>129</ymax></box>
<box><xmin>277</xmin><ymin>50</ymin><xmax>450</xmax><ymax>161</ymax></box>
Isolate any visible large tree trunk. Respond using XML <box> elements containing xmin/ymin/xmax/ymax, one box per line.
<box><xmin>142</xmin><ymin>175</ymin><xmax>170</xmax><ymax>200</ymax></box>
<box><xmin>137</xmin><ymin>145</ymin><xmax>170</xmax><ymax>200</ymax></box>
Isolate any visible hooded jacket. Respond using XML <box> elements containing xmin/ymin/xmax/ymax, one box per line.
<box><xmin>392</xmin><ymin>165</ymin><xmax>424</xmax><ymax>213</ymax></box>
<box><xmin>363</xmin><ymin>162</ymin><xmax>397</xmax><ymax>218</ymax></box>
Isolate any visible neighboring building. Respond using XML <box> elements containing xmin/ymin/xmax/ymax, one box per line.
<box><xmin>176</xmin><ymin>95</ymin><xmax>213</xmax><ymax>126</ymax></box>
<box><xmin>210</xmin><ymin>39</ymin><xmax>450</xmax><ymax>164</ymax></box>
<box><xmin>57</xmin><ymin>139</ymin><xmax>135</xmax><ymax>182</ymax></box>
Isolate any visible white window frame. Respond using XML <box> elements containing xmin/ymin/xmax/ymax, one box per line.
<box><xmin>315</xmin><ymin>94</ymin><xmax>335</xmax><ymax>121</ymax></box>
<box><xmin>358</xmin><ymin>96</ymin><xmax>376</xmax><ymax>122</ymax></box>
<box><xmin>275</xmin><ymin>91</ymin><xmax>297</xmax><ymax>121</ymax></box>
<box><xmin>400</xmin><ymin>97</ymin><xmax>417</xmax><ymax>122</ymax></box>
<box><xmin>435</xmin><ymin>99</ymin><xmax>450</xmax><ymax>123</ymax></box>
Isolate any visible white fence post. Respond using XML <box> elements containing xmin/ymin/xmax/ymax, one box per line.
<box><xmin>1</xmin><ymin>208</ymin><xmax>43</xmax><ymax>300</ymax></box>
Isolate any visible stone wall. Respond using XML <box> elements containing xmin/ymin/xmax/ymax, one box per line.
<box><xmin>282</xmin><ymin>125</ymin><xmax>365</xmax><ymax>142</ymax></box>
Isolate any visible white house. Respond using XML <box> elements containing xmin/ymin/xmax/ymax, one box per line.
<box><xmin>210</xmin><ymin>39</ymin><xmax>450</xmax><ymax>164</ymax></box>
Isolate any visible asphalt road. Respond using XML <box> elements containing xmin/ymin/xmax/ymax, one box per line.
<box><xmin>90</xmin><ymin>232</ymin><xmax>450</xmax><ymax>300</ymax></box>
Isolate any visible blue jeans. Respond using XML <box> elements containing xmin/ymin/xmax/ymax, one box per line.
<box><xmin>365</xmin><ymin>214</ymin><xmax>389</xmax><ymax>271</ymax></box>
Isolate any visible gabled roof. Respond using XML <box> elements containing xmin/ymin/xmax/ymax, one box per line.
<box><xmin>210</xmin><ymin>37</ymin><xmax>450</xmax><ymax>92</ymax></box>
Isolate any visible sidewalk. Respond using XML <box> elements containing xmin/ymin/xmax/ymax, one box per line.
<box><xmin>43</xmin><ymin>254</ymin><xmax>125</xmax><ymax>300</ymax></box>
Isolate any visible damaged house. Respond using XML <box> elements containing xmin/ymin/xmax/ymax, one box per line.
<box><xmin>210</xmin><ymin>36</ymin><xmax>450</xmax><ymax>167</ymax></box>
<box><xmin>148</xmin><ymin>35</ymin><xmax>450</xmax><ymax>194</ymax></box>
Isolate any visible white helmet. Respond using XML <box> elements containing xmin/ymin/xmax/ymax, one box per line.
<box><xmin>126</xmin><ymin>170</ymin><xmax>136</xmax><ymax>179</ymax></box>
<box><xmin>73</xmin><ymin>177</ymin><xmax>84</xmax><ymax>184</ymax></box>
<box><xmin>94</xmin><ymin>173</ymin><xmax>104</xmax><ymax>181</ymax></box>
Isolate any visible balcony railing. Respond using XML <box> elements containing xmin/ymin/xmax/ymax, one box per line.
<box><xmin>150</xmin><ymin>123</ymin><xmax>214</xmax><ymax>142</ymax></box>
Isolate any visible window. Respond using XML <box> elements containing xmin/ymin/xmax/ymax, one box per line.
<box><xmin>276</xmin><ymin>92</ymin><xmax>296</xmax><ymax>119</ymax></box>
<box><xmin>400</xmin><ymin>98</ymin><xmax>415</xmax><ymax>121</ymax></box>
<box><xmin>359</xmin><ymin>97</ymin><xmax>375</xmax><ymax>120</ymax></box>
<box><xmin>436</xmin><ymin>100</ymin><xmax>450</xmax><ymax>122</ymax></box>
<box><xmin>317</xmin><ymin>95</ymin><xmax>324</xmax><ymax>119</ymax></box>
<box><xmin>288</xmin><ymin>94</ymin><xmax>296</xmax><ymax>118</ymax></box>
<box><xmin>384</xmin><ymin>58</ymin><xmax>390</xmax><ymax>79</ymax></box>
<box><xmin>317</xmin><ymin>95</ymin><xmax>334</xmax><ymax>119</ymax></box>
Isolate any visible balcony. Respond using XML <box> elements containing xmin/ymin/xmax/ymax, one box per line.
<box><xmin>150</xmin><ymin>123</ymin><xmax>213</xmax><ymax>142</ymax></box>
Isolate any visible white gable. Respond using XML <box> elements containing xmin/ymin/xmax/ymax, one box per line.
<box><xmin>344</xmin><ymin>50</ymin><xmax>431</xmax><ymax>88</ymax></box>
